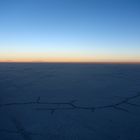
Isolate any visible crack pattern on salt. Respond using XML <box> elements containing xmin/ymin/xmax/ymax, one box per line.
<box><xmin>0</xmin><ymin>92</ymin><xmax>140</xmax><ymax>139</ymax></box>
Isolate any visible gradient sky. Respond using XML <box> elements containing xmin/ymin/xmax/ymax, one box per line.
<box><xmin>0</xmin><ymin>0</ymin><xmax>140</xmax><ymax>62</ymax></box>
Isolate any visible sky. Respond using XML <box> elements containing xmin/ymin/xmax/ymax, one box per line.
<box><xmin>0</xmin><ymin>0</ymin><xmax>140</xmax><ymax>62</ymax></box>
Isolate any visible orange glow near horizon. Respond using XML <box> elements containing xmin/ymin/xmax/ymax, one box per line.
<box><xmin>0</xmin><ymin>52</ymin><xmax>140</xmax><ymax>63</ymax></box>
<box><xmin>0</xmin><ymin>57</ymin><xmax>140</xmax><ymax>63</ymax></box>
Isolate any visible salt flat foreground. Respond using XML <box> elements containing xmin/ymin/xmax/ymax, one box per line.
<box><xmin>0</xmin><ymin>63</ymin><xmax>140</xmax><ymax>140</ymax></box>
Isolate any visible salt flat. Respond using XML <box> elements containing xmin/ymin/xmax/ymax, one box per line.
<box><xmin>0</xmin><ymin>63</ymin><xmax>140</xmax><ymax>140</ymax></box>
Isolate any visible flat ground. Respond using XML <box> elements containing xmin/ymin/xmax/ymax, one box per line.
<box><xmin>0</xmin><ymin>63</ymin><xmax>140</xmax><ymax>140</ymax></box>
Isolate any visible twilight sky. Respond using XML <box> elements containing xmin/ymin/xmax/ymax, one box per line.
<box><xmin>0</xmin><ymin>0</ymin><xmax>140</xmax><ymax>62</ymax></box>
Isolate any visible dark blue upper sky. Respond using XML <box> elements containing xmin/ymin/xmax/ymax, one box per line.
<box><xmin>0</xmin><ymin>0</ymin><xmax>140</xmax><ymax>62</ymax></box>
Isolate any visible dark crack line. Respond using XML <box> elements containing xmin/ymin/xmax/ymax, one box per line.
<box><xmin>112</xmin><ymin>106</ymin><xmax>130</xmax><ymax>113</ymax></box>
<box><xmin>36</xmin><ymin>92</ymin><xmax>140</xmax><ymax>113</ymax></box>
<box><xmin>10</xmin><ymin>117</ymin><xmax>32</xmax><ymax>140</ymax></box>
<box><xmin>0</xmin><ymin>128</ymin><xmax>45</xmax><ymax>136</ymax></box>
<box><xmin>0</xmin><ymin>92</ymin><xmax>140</xmax><ymax>138</ymax></box>
<box><xmin>0</xmin><ymin>92</ymin><xmax>140</xmax><ymax>114</ymax></box>
<box><xmin>126</xmin><ymin>102</ymin><xmax>140</xmax><ymax>107</ymax></box>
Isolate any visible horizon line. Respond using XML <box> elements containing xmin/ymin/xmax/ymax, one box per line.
<box><xmin>0</xmin><ymin>61</ymin><xmax>140</xmax><ymax>64</ymax></box>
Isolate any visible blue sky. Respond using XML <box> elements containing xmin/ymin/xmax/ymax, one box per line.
<box><xmin>0</xmin><ymin>0</ymin><xmax>140</xmax><ymax>62</ymax></box>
